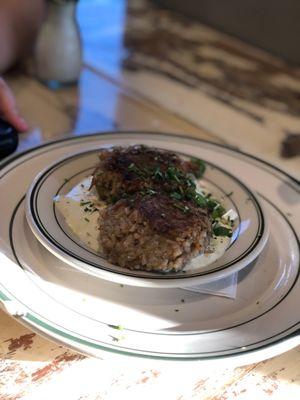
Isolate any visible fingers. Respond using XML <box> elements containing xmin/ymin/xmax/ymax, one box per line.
<box><xmin>0</xmin><ymin>77</ymin><xmax>29</xmax><ymax>132</ymax></box>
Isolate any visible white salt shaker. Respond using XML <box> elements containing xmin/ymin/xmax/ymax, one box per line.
<box><xmin>34</xmin><ymin>0</ymin><xmax>82</xmax><ymax>88</ymax></box>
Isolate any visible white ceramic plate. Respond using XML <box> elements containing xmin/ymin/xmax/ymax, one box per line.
<box><xmin>0</xmin><ymin>132</ymin><xmax>299</xmax><ymax>366</ymax></box>
<box><xmin>25</xmin><ymin>148</ymin><xmax>268</xmax><ymax>287</ymax></box>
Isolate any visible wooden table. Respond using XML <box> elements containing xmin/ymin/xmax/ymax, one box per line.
<box><xmin>1</xmin><ymin>0</ymin><xmax>299</xmax><ymax>398</ymax></box>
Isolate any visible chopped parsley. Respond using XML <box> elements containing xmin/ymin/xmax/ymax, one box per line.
<box><xmin>213</xmin><ymin>224</ymin><xmax>232</xmax><ymax>237</ymax></box>
<box><xmin>123</xmin><ymin>154</ymin><xmax>232</xmax><ymax>237</ymax></box>
<box><xmin>80</xmin><ymin>200</ymin><xmax>97</xmax><ymax>213</ymax></box>
<box><xmin>193</xmin><ymin>193</ymin><xmax>208</xmax><ymax>207</ymax></box>
<box><xmin>211</xmin><ymin>203</ymin><xmax>226</xmax><ymax>219</ymax></box>
<box><xmin>128</xmin><ymin>163</ymin><xmax>146</xmax><ymax>177</ymax></box>
<box><xmin>166</xmin><ymin>166</ymin><xmax>181</xmax><ymax>182</ymax></box>
<box><xmin>108</xmin><ymin>324</ymin><xmax>123</xmax><ymax>330</ymax></box>
<box><xmin>170</xmin><ymin>191</ymin><xmax>182</xmax><ymax>200</ymax></box>
<box><xmin>80</xmin><ymin>200</ymin><xmax>92</xmax><ymax>206</ymax></box>
<box><xmin>140</xmin><ymin>188</ymin><xmax>157</xmax><ymax>197</ymax></box>
<box><xmin>190</xmin><ymin>157</ymin><xmax>206</xmax><ymax>178</ymax></box>
<box><xmin>153</xmin><ymin>166</ymin><xmax>164</xmax><ymax>180</ymax></box>
<box><xmin>109</xmin><ymin>335</ymin><xmax>124</xmax><ymax>342</ymax></box>
<box><xmin>174</xmin><ymin>203</ymin><xmax>190</xmax><ymax>213</ymax></box>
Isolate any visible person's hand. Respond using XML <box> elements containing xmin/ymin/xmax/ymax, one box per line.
<box><xmin>0</xmin><ymin>77</ymin><xmax>28</xmax><ymax>132</ymax></box>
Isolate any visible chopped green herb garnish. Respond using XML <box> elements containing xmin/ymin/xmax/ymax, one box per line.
<box><xmin>206</xmin><ymin>199</ymin><xmax>219</xmax><ymax>211</ymax></box>
<box><xmin>153</xmin><ymin>166</ymin><xmax>164</xmax><ymax>180</ymax></box>
<box><xmin>108</xmin><ymin>324</ymin><xmax>123</xmax><ymax>330</ymax></box>
<box><xmin>194</xmin><ymin>193</ymin><xmax>208</xmax><ymax>207</ymax></box>
<box><xmin>190</xmin><ymin>157</ymin><xmax>206</xmax><ymax>178</ymax></box>
<box><xmin>211</xmin><ymin>204</ymin><xmax>226</xmax><ymax>219</ymax></box>
<box><xmin>84</xmin><ymin>217</ymin><xmax>90</xmax><ymax>222</ymax></box>
<box><xmin>109</xmin><ymin>335</ymin><xmax>125</xmax><ymax>342</ymax></box>
<box><xmin>140</xmin><ymin>188</ymin><xmax>157</xmax><ymax>197</ymax></box>
<box><xmin>186</xmin><ymin>177</ymin><xmax>196</xmax><ymax>188</ymax></box>
<box><xmin>170</xmin><ymin>192</ymin><xmax>182</xmax><ymax>200</ymax></box>
<box><xmin>128</xmin><ymin>163</ymin><xmax>135</xmax><ymax>170</ymax></box>
<box><xmin>166</xmin><ymin>166</ymin><xmax>181</xmax><ymax>182</ymax></box>
<box><xmin>128</xmin><ymin>163</ymin><xmax>145</xmax><ymax>177</ymax></box>
<box><xmin>147</xmin><ymin>188</ymin><xmax>157</xmax><ymax>195</ymax></box>
<box><xmin>174</xmin><ymin>203</ymin><xmax>190</xmax><ymax>213</ymax></box>
<box><xmin>100</xmin><ymin>150</ymin><xmax>231</xmax><ymax>224</ymax></box>
<box><xmin>213</xmin><ymin>225</ymin><xmax>232</xmax><ymax>237</ymax></box>
<box><xmin>80</xmin><ymin>201</ymin><xmax>92</xmax><ymax>206</ymax></box>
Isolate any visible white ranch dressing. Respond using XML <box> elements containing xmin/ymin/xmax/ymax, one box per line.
<box><xmin>54</xmin><ymin>176</ymin><xmax>233</xmax><ymax>271</ymax></box>
<box><xmin>54</xmin><ymin>177</ymin><xmax>104</xmax><ymax>252</ymax></box>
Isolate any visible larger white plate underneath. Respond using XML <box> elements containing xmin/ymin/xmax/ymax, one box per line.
<box><xmin>0</xmin><ymin>132</ymin><xmax>299</xmax><ymax>366</ymax></box>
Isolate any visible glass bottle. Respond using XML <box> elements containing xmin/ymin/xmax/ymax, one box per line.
<box><xmin>34</xmin><ymin>0</ymin><xmax>82</xmax><ymax>89</ymax></box>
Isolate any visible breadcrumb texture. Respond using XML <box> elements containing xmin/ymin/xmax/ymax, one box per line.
<box><xmin>93</xmin><ymin>145</ymin><xmax>212</xmax><ymax>272</ymax></box>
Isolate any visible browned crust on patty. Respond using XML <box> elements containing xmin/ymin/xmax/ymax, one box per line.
<box><xmin>92</xmin><ymin>145</ymin><xmax>193</xmax><ymax>203</ymax></box>
<box><xmin>136</xmin><ymin>194</ymin><xmax>210</xmax><ymax>239</ymax></box>
<box><xmin>93</xmin><ymin>145</ymin><xmax>212</xmax><ymax>272</ymax></box>
<box><xmin>99</xmin><ymin>196</ymin><xmax>211</xmax><ymax>272</ymax></box>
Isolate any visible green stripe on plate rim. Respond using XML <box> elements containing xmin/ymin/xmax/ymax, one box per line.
<box><xmin>2</xmin><ymin>292</ymin><xmax>300</xmax><ymax>363</ymax></box>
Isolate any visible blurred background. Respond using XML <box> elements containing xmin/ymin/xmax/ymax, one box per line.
<box><xmin>155</xmin><ymin>0</ymin><xmax>300</xmax><ymax>64</ymax></box>
<box><xmin>1</xmin><ymin>0</ymin><xmax>300</xmax><ymax>175</ymax></box>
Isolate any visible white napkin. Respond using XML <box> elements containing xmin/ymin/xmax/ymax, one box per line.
<box><xmin>180</xmin><ymin>272</ymin><xmax>238</xmax><ymax>299</ymax></box>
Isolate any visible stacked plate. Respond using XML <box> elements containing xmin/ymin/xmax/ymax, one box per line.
<box><xmin>0</xmin><ymin>132</ymin><xmax>299</xmax><ymax>366</ymax></box>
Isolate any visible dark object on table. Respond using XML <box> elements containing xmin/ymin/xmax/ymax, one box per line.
<box><xmin>281</xmin><ymin>133</ymin><xmax>300</xmax><ymax>158</ymax></box>
<box><xmin>154</xmin><ymin>0</ymin><xmax>300</xmax><ymax>65</ymax></box>
<box><xmin>0</xmin><ymin>118</ymin><xmax>19</xmax><ymax>159</ymax></box>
